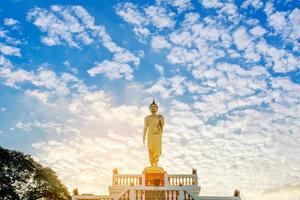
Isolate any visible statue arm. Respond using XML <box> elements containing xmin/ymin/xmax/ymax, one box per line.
<box><xmin>143</xmin><ymin>117</ymin><xmax>148</xmax><ymax>144</ymax></box>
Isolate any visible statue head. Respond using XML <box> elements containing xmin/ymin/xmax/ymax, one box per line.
<box><xmin>149</xmin><ymin>100</ymin><xmax>158</xmax><ymax>114</ymax></box>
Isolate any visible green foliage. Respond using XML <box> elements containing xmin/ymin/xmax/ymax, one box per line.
<box><xmin>0</xmin><ymin>146</ymin><xmax>71</xmax><ymax>200</ymax></box>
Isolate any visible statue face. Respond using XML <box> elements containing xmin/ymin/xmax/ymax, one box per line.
<box><xmin>149</xmin><ymin>104</ymin><xmax>158</xmax><ymax>113</ymax></box>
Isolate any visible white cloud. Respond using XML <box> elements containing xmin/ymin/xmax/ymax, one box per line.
<box><xmin>113</xmin><ymin>50</ymin><xmax>140</xmax><ymax>66</ymax></box>
<box><xmin>28</xmin><ymin>5</ymin><xmax>123</xmax><ymax>51</ymax></box>
<box><xmin>167</xmin><ymin>47</ymin><xmax>196</xmax><ymax>64</ymax></box>
<box><xmin>233</xmin><ymin>27</ymin><xmax>252</xmax><ymax>50</ymax></box>
<box><xmin>288</xmin><ymin>8</ymin><xmax>300</xmax><ymax>41</ymax></box>
<box><xmin>28</xmin><ymin>5</ymin><xmax>140</xmax><ymax>80</ymax></box>
<box><xmin>151</xmin><ymin>35</ymin><xmax>171</xmax><ymax>50</ymax></box>
<box><xmin>0</xmin><ymin>43</ymin><xmax>21</xmax><ymax>57</ymax></box>
<box><xmin>233</xmin><ymin>26</ymin><xmax>261</xmax><ymax>62</ymax></box>
<box><xmin>144</xmin><ymin>6</ymin><xmax>175</xmax><ymax>29</ymax></box>
<box><xmin>133</xmin><ymin>27</ymin><xmax>150</xmax><ymax>38</ymax></box>
<box><xmin>3</xmin><ymin>18</ymin><xmax>19</xmax><ymax>26</ymax></box>
<box><xmin>264</xmin><ymin>2</ymin><xmax>274</xmax><ymax>16</ymax></box>
<box><xmin>200</xmin><ymin>0</ymin><xmax>223</xmax><ymax>9</ymax></box>
<box><xmin>172</xmin><ymin>0</ymin><xmax>193</xmax><ymax>11</ymax></box>
<box><xmin>63</xmin><ymin>61</ymin><xmax>79</xmax><ymax>74</ymax></box>
<box><xmin>41</xmin><ymin>37</ymin><xmax>57</xmax><ymax>46</ymax></box>
<box><xmin>25</xmin><ymin>89</ymin><xmax>49</xmax><ymax>104</ymax></box>
<box><xmin>88</xmin><ymin>60</ymin><xmax>133</xmax><ymax>80</ymax></box>
<box><xmin>155</xmin><ymin>64</ymin><xmax>164</xmax><ymax>75</ymax></box>
<box><xmin>267</xmin><ymin>8</ymin><xmax>300</xmax><ymax>52</ymax></box>
<box><xmin>168</xmin><ymin>75</ymin><xmax>186</xmax><ymax>95</ymax></box>
<box><xmin>97</xmin><ymin>27</ymin><xmax>124</xmax><ymax>53</ymax></box>
<box><xmin>14</xmin><ymin>121</ymin><xmax>66</xmax><ymax>134</ymax></box>
<box><xmin>0</xmin><ymin>67</ymin><xmax>34</xmax><ymax>88</ymax></box>
<box><xmin>254</xmin><ymin>184</ymin><xmax>300</xmax><ymax>200</ymax></box>
<box><xmin>145</xmin><ymin>77</ymin><xmax>171</xmax><ymax>98</ymax></box>
<box><xmin>256</xmin><ymin>40</ymin><xmax>300</xmax><ymax>73</ymax></box>
<box><xmin>146</xmin><ymin>75</ymin><xmax>186</xmax><ymax>98</ymax></box>
<box><xmin>26</xmin><ymin>90</ymin><xmax>148</xmax><ymax>193</ymax></box>
<box><xmin>182</xmin><ymin>12</ymin><xmax>200</xmax><ymax>27</ymax></box>
<box><xmin>0</xmin><ymin>28</ymin><xmax>21</xmax><ymax>46</ymax></box>
<box><xmin>156</xmin><ymin>62</ymin><xmax>269</xmax><ymax>121</ymax></box>
<box><xmin>241</xmin><ymin>0</ymin><xmax>264</xmax><ymax>10</ymax></box>
<box><xmin>170</xmin><ymin>31</ymin><xmax>193</xmax><ymax>47</ymax></box>
<box><xmin>116</xmin><ymin>2</ymin><xmax>177</xmax><ymax>41</ymax></box>
<box><xmin>156</xmin><ymin>0</ymin><xmax>193</xmax><ymax>12</ymax></box>
<box><xmin>15</xmin><ymin>122</ymin><xmax>32</xmax><ymax>132</ymax></box>
<box><xmin>219</xmin><ymin>2</ymin><xmax>238</xmax><ymax>17</ymax></box>
<box><xmin>115</xmin><ymin>3</ymin><xmax>150</xmax><ymax>39</ymax></box>
<box><xmin>268</xmin><ymin>11</ymin><xmax>287</xmax><ymax>31</ymax></box>
<box><xmin>88</xmin><ymin>49</ymin><xmax>140</xmax><ymax>80</ymax></box>
<box><xmin>184</xmin><ymin>81</ymin><xmax>211</xmax><ymax>95</ymax></box>
<box><xmin>0</xmin><ymin>66</ymin><xmax>89</xmax><ymax>97</ymax></box>
<box><xmin>250</xmin><ymin>26</ymin><xmax>266</xmax><ymax>37</ymax></box>
<box><xmin>0</xmin><ymin>54</ymin><xmax>12</xmax><ymax>67</ymax></box>
<box><xmin>198</xmin><ymin>26</ymin><xmax>221</xmax><ymax>42</ymax></box>
<box><xmin>27</xmin><ymin>6</ymin><xmax>94</xmax><ymax>48</ymax></box>
<box><xmin>163</xmin><ymin>94</ymin><xmax>299</xmax><ymax>198</ymax></box>
<box><xmin>115</xmin><ymin>3</ymin><xmax>148</xmax><ymax>27</ymax></box>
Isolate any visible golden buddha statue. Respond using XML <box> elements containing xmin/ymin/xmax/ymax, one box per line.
<box><xmin>143</xmin><ymin>100</ymin><xmax>164</xmax><ymax>172</ymax></box>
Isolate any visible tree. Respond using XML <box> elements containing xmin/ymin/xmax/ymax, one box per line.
<box><xmin>72</xmin><ymin>188</ymin><xmax>78</xmax><ymax>196</ymax></box>
<box><xmin>0</xmin><ymin>146</ymin><xmax>71</xmax><ymax>200</ymax></box>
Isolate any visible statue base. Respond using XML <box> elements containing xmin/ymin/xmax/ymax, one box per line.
<box><xmin>143</xmin><ymin>166</ymin><xmax>165</xmax><ymax>186</ymax></box>
<box><xmin>143</xmin><ymin>166</ymin><xmax>164</xmax><ymax>173</ymax></box>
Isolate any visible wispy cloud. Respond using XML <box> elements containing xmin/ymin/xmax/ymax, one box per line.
<box><xmin>27</xmin><ymin>5</ymin><xmax>141</xmax><ymax>80</ymax></box>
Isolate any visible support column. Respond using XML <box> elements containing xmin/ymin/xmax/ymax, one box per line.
<box><xmin>164</xmin><ymin>172</ymin><xmax>168</xmax><ymax>187</ymax></box>
<box><xmin>142</xmin><ymin>172</ymin><xmax>145</xmax><ymax>186</ymax></box>
<box><xmin>179</xmin><ymin>190</ymin><xmax>184</xmax><ymax>200</ymax></box>
<box><xmin>130</xmin><ymin>189</ymin><xmax>135</xmax><ymax>200</ymax></box>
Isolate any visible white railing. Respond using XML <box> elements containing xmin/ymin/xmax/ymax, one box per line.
<box><xmin>168</xmin><ymin>174</ymin><xmax>197</xmax><ymax>186</ymax></box>
<box><xmin>113</xmin><ymin>174</ymin><xmax>142</xmax><ymax>186</ymax></box>
<box><xmin>112</xmin><ymin>174</ymin><xmax>198</xmax><ymax>187</ymax></box>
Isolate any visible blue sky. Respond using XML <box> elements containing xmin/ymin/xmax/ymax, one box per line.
<box><xmin>0</xmin><ymin>0</ymin><xmax>300</xmax><ymax>199</ymax></box>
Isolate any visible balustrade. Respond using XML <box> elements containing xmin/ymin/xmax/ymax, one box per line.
<box><xmin>113</xmin><ymin>174</ymin><xmax>143</xmax><ymax>186</ymax></box>
<box><xmin>167</xmin><ymin>175</ymin><xmax>197</xmax><ymax>186</ymax></box>
<box><xmin>113</xmin><ymin>174</ymin><xmax>197</xmax><ymax>187</ymax></box>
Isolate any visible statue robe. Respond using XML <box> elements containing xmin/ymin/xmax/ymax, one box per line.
<box><xmin>144</xmin><ymin>114</ymin><xmax>164</xmax><ymax>167</ymax></box>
